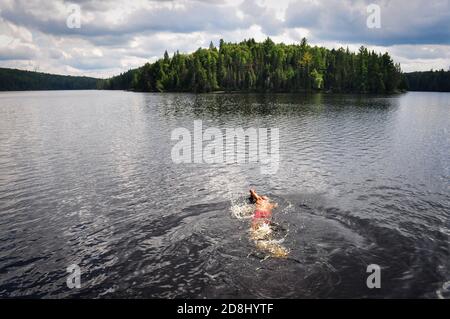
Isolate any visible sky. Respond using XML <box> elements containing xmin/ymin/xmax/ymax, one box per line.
<box><xmin>0</xmin><ymin>0</ymin><xmax>449</xmax><ymax>78</ymax></box>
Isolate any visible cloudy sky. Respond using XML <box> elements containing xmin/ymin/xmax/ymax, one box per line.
<box><xmin>0</xmin><ymin>0</ymin><xmax>449</xmax><ymax>78</ymax></box>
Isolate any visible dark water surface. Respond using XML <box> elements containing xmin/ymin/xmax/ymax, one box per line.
<box><xmin>0</xmin><ymin>90</ymin><xmax>448</xmax><ymax>298</ymax></box>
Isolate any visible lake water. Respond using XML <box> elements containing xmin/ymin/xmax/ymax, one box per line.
<box><xmin>0</xmin><ymin>90</ymin><xmax>448</xmax><ymax>298</ymax></box>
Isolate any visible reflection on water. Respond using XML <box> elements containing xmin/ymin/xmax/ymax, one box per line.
<box><xmin>0</xmin><ymin>90</ymin><xmax>448</xmax><ymax>298</ymax></box>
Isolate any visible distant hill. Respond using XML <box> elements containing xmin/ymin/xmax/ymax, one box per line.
<box><xmin>404</xmin><ymin>70</ymin><xmax>450</xmax><ymax>92</ymax></box>
<box><xmin>0</xmin><ymin>67</ymin><xmax>100</xmax><ymax>91</ymax></box>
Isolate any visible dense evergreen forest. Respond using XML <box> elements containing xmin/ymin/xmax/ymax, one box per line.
<box><xmin>2</xmin><ymin>39</ymin><xmax>449</xmax><ymax>93</ymax></box>
<box><xmin>101</xmin><ymin>38</ymin><xmax>407</xmax><ymax>93</ymax></box>
<box><xmin>404</xmin><ymin>70</ymin><xmax>450</xmax><ymax>92</ymax></box>
<box><xmin>0</xmin><ymin>68</ymin><xmax>99</xmax><ymax>91</ymax></box>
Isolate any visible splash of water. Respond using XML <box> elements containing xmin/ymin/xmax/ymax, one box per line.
<box><xmin>228</xmin><ymin>192</ymin><xmax>291</xmax><ymax>259</ymax></box>
<box><xmin>230</xmin><ymin>198</ymin><xmax>254</xmax><ymax>220</ymax></box>
<box><xmin>250</xmin><ymin>223</ymin><xmax>273</xmax><ymax>239</ymax></box>
<box><xmin>250</xmin><ymin>223</ymin><xmax>289</xmax><ymax>258</ymax></box>
<box><xmin>254</xmin><ymin>239</ymin><xmax>289</xmax><ymax>258</ymax></box>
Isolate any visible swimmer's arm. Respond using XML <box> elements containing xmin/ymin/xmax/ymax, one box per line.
<box><xmin>249</xmin><ymin>189</ymin><xmax>261</xmax><ymax>201</ymax></box>
<box><xmin>272</xmin><ymin>202</ymin><xmax>278</xmax><ymax>209</ymax></box>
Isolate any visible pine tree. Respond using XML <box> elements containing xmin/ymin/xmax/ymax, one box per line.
<box><xmin>102</xmin><ymin>38</ymin><xmax>405</xmax><ymax>94</ymax></box>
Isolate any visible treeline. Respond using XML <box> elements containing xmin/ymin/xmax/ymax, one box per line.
<box><xmin>0</xmin><ymin>68</ymin><xmax>99</xmax><ymax>91</ymax></box>
<box><xmin>404</xmin><ymin>70</ymin><xmax>450</xmax><ymax>92</ymax></box>
<box><xmin>101</xmin><ymin>38</ymin><xmax>407</xmax><ymax>93</ymax></box>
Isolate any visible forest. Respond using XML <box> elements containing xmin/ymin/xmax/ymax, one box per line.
<box><xmin>2</xmin><ymin>38</ymin><xmax>449</xmax><ymax>93</ymax></box>
<box><xmin>101</xmin><ymin>38</ymin><xmax>408</xmax><ymax>93</ymax></box>
<box><xmin>404</xmin><ymin>70</ymin><xmax>450</xmax><ymax>92</ymax></box>
<box><xmin>0</xmin><ymin>68</ymin><xmax>99</xmax><ymax>91</ymax></box>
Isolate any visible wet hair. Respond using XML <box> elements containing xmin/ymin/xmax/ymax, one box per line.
<box><xmin>248</xmin><ymin>195</ymin><xmax>256</xmax><ymax>204</ymax></box>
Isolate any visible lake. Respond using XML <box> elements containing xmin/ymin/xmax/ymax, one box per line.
<box><xmin>0</xmin><ymin>90</ymin><xmax>448</xmax><ymax>298</ymax></box>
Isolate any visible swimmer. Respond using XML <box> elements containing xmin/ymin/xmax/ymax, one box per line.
<box><xmin>248</xmin><ymin>189</ymin><xmax>289</xmax><ymax>258</ymax></box>
<box><xmin>249</xmin><ymin>189</ymin><xmax>278</xmax><ymax>230</ymax></box>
